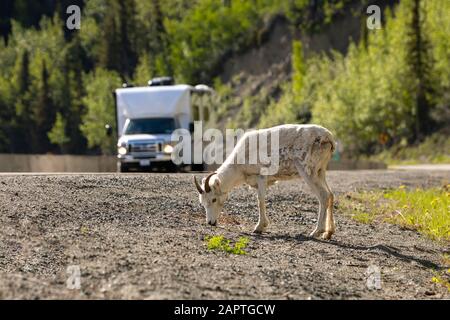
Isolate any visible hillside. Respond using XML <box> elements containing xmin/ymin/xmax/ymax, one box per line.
<box><xmin>214</xmin><ymin>0</ymin><xmax>449</xmax><ymax>158</ymax></box>
<box><xmin>1</xmin><ymin>0</ymin><xmax>365</xmax><ymax>154</ymax></box>
<box><xmin>214</xmin><ymin>1</ymin><xmax>368</xmax><ymax>129</ymax></box>
<box><xmin>0</xmin><ymin>0</ymin><xmax>448</xmax><ymax>158</ymax></box>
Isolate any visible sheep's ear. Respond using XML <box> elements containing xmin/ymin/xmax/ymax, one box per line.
<box><xmin>194</xmin><ymin>176</ymin><xmax>204</xmax><ymax>194</ymax></box>
<box><xmin>212</xmin><ymin>177</ymin><xmax>221</xmax><ymax>191</ymax></box>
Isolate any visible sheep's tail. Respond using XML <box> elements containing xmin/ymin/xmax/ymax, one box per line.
<box><xmin>306</xmin><ymin>130</ymin><xmax>336</xmax><ymax>176</ymax></box>
<box><xmin>320</xmin><ymin>132</ymin><xmax>336</xmax><ymax>153</ymax></box>
<box><xmin>321</xmin><ymin>138</ymin><xmax>335</xmax><ymax>153</ymax></box>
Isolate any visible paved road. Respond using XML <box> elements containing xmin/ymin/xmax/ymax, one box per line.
<box><xmin>390</xmin><ymin>164</ymin><xmax>450</xmax><ymax>171</ymax></box>
<box><xmin>0</xmin><ymin>169</ymin><xmax>449</xmax><ymax>299</ymax></box>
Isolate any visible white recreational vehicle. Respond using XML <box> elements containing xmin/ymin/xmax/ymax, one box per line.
<box><xmin>113</xmin><ymin>78</ymin><xmax>213</xmax><ymax>172</ymax></box>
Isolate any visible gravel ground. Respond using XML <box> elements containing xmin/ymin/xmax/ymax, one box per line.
<box><xmin>0</xmin><ymin>170</ymin><xmax>449</xmax><ymax>299</ymax></box>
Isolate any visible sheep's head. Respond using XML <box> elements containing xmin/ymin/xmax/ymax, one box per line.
<box><xmin>194</xmin><ymin>172</ymin><xmax>226</xmax><ymax>226</ymax></box>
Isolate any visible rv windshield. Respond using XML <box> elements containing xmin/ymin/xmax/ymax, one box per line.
<box><xmin>124</xmin><ymin>118</ymin><xmax>176</xmax><ymax>135</ymax></box>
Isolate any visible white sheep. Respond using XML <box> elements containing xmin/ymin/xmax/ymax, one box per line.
<box><xmin>194</xmin><ymin>124</ymin><xmax>336</xmax><ymax>239</ymax></box>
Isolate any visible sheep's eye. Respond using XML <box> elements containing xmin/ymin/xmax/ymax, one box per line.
<box><xmin>212</xmin><ymin>198</ymin><xmax>217</xmax><ymax>203</ymax></box>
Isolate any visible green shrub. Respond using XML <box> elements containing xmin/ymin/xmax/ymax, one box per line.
<box><xmin>205</xmin><ymin>235</ymin><xmax>249</xmax><ymax>255</ymax></box>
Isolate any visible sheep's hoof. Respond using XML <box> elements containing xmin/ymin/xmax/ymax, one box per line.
<box><xmin>253</xmin><ymin>226</ymin><xmax>265</xmax><ymax>234</ymax></box>
<box><xmin>309</xmin><ymin>229</ymin><xmax>324</xmax><ymax>238</ymax></box>
<box><xmin>321</xmin><ymin>231</ymin><xmax>334</xmax><ymax>240</ymax></box>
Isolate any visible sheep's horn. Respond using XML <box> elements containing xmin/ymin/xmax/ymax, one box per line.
<box><xmin>204</xmin><ymin>172</ymin><xmax>216</xmax><ymax>193</ymax></box>
<box><xmin>193</xmin><ymin>176</ymin><xmax>204</xmax><ymax>194</ymax></box>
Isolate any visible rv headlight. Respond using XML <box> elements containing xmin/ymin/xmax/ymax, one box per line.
<box><xmin>118</xmin><ymin>146</ymin><xmax>128</xmax><ymax>155</ymax></box>
<box><xmin>163</xmin><ymin>144</ymin><xmax>174</xmax><ymax>154</ymax></box>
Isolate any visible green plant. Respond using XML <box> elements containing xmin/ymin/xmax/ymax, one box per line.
<box><xmin>341</xmin><ymin>185</ymin><xmax>450</xmax><ymax>241</ymax></box>
<box><xmin>383</xmin><ymin>186</ymin><xmax>450</xmax><ymax>240</ymax></box>
<box><xmin>205</xmin><ymin>235</ymin><xmax>249</xmax><ymax>255</ymax></box>
<box><xmin>80</xmin><ymin>68</ymin><xmax>122</xmax><ymax>154</ymax></box>
<box><xmin>432</xmin><ymin>272</ymin><xmax>450</xmax><ymax>292</ymax></box>
<box><xmin>340</xmin><ymin>191</ymin><xmax>381</xmax><ymax>224</ymax></box>
<box><xmin>431</xmin><ymin>254</ymin><xmax>450</xmax><ymax>292</ymax></box>
<box><xmin>48</xmin><ymin>112</ymin><xmax>70</xmax><ymax>149</ymax></box>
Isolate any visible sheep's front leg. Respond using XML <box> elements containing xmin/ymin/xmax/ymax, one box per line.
<box><xmin>253</xmin><ymin>175</ymin><xmax>269</xmax><ymax>233</ymax></box>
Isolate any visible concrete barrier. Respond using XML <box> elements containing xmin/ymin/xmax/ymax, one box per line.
<box><xmin>0</xmin><ymin>154</ymin><xmax>117</xmax><ymax>172</ymax></box>
<box><xmin>328</xmin><ymin>159</ymin><xmax>387</xmax><ymax>170</ymax></box>
<box><xmin>207</xmin><ymin>159</ymin><xmax>386</xmax><ymax>172</ymax></box>
<box><xmin>0</xmin><ymin>154</ymin><xmax>386</xmax><ymax>172</ymax></box>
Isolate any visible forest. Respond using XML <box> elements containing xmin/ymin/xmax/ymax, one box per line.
<box><xmin>0</xmin><ymin>0</ymin><xmax>448</xmax><ymax>156</ymax></box>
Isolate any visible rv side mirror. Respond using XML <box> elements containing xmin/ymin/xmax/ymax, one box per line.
<box><xmin>105</xmin><ymin>124</ymin><xmax>113</xmax><ymax>137</ymax></box>
<box><xmin>189</xmin><ymin>122</ymin><xmax>195</xmax><ymax>133</ymax></box>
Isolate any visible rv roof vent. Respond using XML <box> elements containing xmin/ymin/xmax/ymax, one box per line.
<box><xmin>122</xmin><ymin>83</ymin><xmax>134</xmax><ymax>88</ymax></box>
<box><xmin>148</xmin><ymin>77</ymin><xmax>174</xmax><ymax>86</ymax></box>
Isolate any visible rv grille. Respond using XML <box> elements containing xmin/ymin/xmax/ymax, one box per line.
<box><xmin>129</xmin><ymin>141</ymin><xmax>159</xmax><ymax>153</ymax></box>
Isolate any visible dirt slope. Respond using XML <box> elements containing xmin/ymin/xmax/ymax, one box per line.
<box><xmin>0</xmin><ymin>170</ymin><xmax>449</xmax><ymax>299</ymax></box>
<box><xmin>215</xmin><ymin>4</ymin><xmax>364</xmax><ymax>128</ymax></box>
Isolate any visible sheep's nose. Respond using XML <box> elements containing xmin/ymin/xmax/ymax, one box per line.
<box><xmin>208</xmin><ymin>221</ymin><xmax>217</xmax><ymax>226</ymax></box>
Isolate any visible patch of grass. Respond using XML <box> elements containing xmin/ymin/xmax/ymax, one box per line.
<box><xmin>351</xmin><ymin>212</ymin><xmax>374</xmax><ymax>224</ymax></box>
<box><xmin>432</xmin><ymin>272</ymin><xmax>450</xmax><ymax>292</ymax></box>
<box><xmin>431</xmin><ymin>254</ymin><xmax>450</xmax><ymax>292</ymax></box>
<box><xmin>80</xmin><ymin>226</ymin><xmax>89</xmax><ymax>234</ymax></box>
<box><xmin>341</xmin><ymin>185</ymin><xmax>450</xmax><ymax>241</ymax></box>
<box><xmin>339</xmin><ymin>191</ymin><xmax>382</xmax><ymax>224</ymax></box>
<box><xmin>205</xmin><ymin>235</ymin><xmax>249</xmax><ymax>255</ymax></box>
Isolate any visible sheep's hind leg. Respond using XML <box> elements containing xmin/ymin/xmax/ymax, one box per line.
<box><xmin>294</xmin><ymin>160</ymin><xmax>328</xmax><ymax>238</ymax></box>
<box><xmin>318</xmin><ymin>169</ymin><xmax>335</xmax><ymax>240</ymax></box>
<box><xmin>253</xmin><ymin>175</ymin><xmax>269</xmax><ymax>234</ymax></box>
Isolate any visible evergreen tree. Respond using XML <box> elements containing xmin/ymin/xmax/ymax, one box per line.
<box><xmin>14</xmin><ymin>49</ymin><xmax>31</xmax><ymax>96</ymax></box>
<box><xmin>63</xmin><ymin>36</ymin><xmax>88</xmax><ymax>153</ymax></box>
<box><xmin>151</xmin><ymin>0</ymin><xmax>172</xmax><ymax>77</ymax></box>
<box><xmin>134</xmin><ymin>52</ymin><xmax>153</xmax><ymax>85</ymax></box>
<box><xmin>98</xmin><ymin>0</ymin><xmax>138</xmax><ymax>78</ymax></box>
<box><xmin>117</xmin><ymin>0</ymin><xmax>138</xmax><ymax>78</ymax></box>
<box><xmin>0</xmin><ymin>77</ymin><xmax>13</xmax><ymax>152</ymax></box>
<box><xmin>405</xmin><ymin>0</ymin><xmax>434</xmax><ymax>140</ymax></box>
<box><xmin>292</xmin><ymin>40</ymin><xmax>305</xmax><ymax>95</ymax></box>
<box><xmin>12</xmin><ymin>0</ymin><xmax>42</xmax><ymax>28</ymax></box>
<box><xmin>98</xmin><ymin>4</ymin><xmax>120</xmax><ymax>72</ymax></box>
<box><xmin>80</xmin><ymin>68</ymin><xmax>121</xmax><ymax>154</ymax></box>
<box><xmin>0</xmin><ymin>0</ymin><xmax>14</xmax><ymax>42</ymax></box>
<box><xmin>33</xmin><ymin>59</ymin><xmax>56</xmax><ymax>153</ymax></box>
<box><xmin>291</xmin><ymin>39</ymin><xmax>310</xmax><ymax>123</ymax></box>
<box><xmin>48</xmin><ymin>112</ymin><xmax>70</xmax><ymax>152</ymax></box>
<box><xmin>12</xmin><ymin>49</ymin><xmax>32</xmax><ymax>153</ymax></box>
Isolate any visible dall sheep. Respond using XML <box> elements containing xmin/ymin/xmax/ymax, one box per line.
<box><xmin>194</xmin><ymin>124</ymin><xmax>336</xmax><ymax>239</ymax></box>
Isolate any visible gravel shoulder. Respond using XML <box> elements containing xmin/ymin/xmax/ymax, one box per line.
<box><xmin>0</xmin><ymin>170</ymin><xmax>449</xmax><ymax>299</ymax></box>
